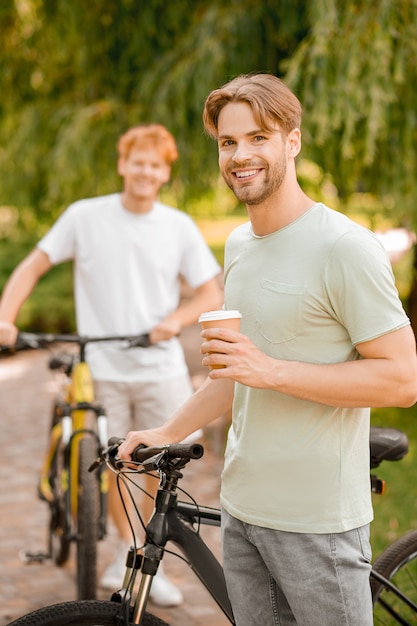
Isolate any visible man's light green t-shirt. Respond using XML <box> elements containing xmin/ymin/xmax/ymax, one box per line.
<box><xmin>221</xmin><ymin>203</ymin><xmax>410</xmax><ymax>533</ymax></box>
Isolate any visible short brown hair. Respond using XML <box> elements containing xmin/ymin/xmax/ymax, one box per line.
<box><xmin>117</xmin><ymin>124</ymin><xmax>178</xmax><ymax>164</ymax></box>
<box><xmin>203</xmin><ymin>73</ymin><xmax>302</xmax><ymax>139</ymax></box>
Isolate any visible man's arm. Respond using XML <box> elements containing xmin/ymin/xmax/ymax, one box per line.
<box><xmin>201</xmin><ymin>324</ymin><xmax>417</xmax><ymax>409</ymax></box>
<box><xmin>0</xmin><ymin>248</ymin><xmax>52</xmax><ymax>344</ymax></box>
<box><xmin>150</xmin><ymin>276</ymin><xmax>223</xmax><ymax>343</ymax></box>
<box><xmin>118</xmin><ymin>376</ymin><xmax>234</xmax><ymax>457</ymax></box>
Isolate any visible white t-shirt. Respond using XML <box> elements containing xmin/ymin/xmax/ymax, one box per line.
<box><xmin>38</xmin><ymin>193</ymin><xmax>220</xmax><ymax>382</ymax></box>
<box><xmin>221</xmin><ymin>203</ymin><xmax>410</xmax><ymax>533</ymax></box>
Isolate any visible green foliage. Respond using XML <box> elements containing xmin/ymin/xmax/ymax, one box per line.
<box><xmin>131</xmin><ymin>0</ymin><xmax>309</xmax><ymax>199</ymax></box>
<box><xmin>2</xmin><ymin>0</ymin><xmax>417</xmax><ymax>228</ymax></box>
<box><xmin>17</xmin><ymin>262</ymin><xmax>75</xmax><ymax>332</ymax></box>
<box><xmin>285</xmin><ymin>0</ymin><xmax>417</xmax><ymax>222</ymax></box>
<box><xmin>0</xmin><ymin>225</ymin><xmax>75</xmax><ymax>331</ymax></box>
<box><xmin>0</xmin><ymin>0</ymin><xmax>309</xmax><ymax>214</ymax></box>
<box><xmin>0</xmin><ymin>231</ymin><xmax>38</xmax><ymax>284</ymax></box>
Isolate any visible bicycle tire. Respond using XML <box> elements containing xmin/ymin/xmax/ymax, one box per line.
<box><xmin>49</xmin><ymin>498</ymin><xmax>71</xmax><ymax>565</ymax></box>
<box><xmin>48</xmin><ymin>407</ymin><xmax>71</xmax><ymax>566</ymax></box>
<box><xmin>7</xmin><ymin>600</ymin><xmax>170</xmax><ymax>626</ymax></box>
<box><xmin>371</xmin><ymin>529</ymin><xmax>417</xmax><ymax>624</ymax></box>
<box><xmin>76</xmin><ymin>436</ymin><xmax>100</xmax><ymax>600</ymax></box>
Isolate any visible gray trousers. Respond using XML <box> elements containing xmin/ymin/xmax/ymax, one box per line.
<box><xmin>221</xmin><ymin>508</ymin><xmax>373</xmax><ymax>626</ymax></box>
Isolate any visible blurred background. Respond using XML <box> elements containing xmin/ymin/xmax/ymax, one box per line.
<box><xmin>1</xmin><ymin>0</ymin><xmax>416</xmax><ymax>559</ymax></box>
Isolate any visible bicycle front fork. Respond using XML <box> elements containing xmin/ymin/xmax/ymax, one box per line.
<box><xmin>111</xmin><ymin>546</ymin><xmax>162</xmax><ymax>625</ymax></box>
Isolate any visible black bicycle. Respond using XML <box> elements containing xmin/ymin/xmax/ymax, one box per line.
<box><xmin>6</xmin><ymin>427</ymin><xmax>417</xmax><ymax>625</ymax></box>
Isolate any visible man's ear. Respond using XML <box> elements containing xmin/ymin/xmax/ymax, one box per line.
<box><xmin>161</xmin><ymin>164</ymin><xmax>171</xmax><ymax>184</ymax></box>
<box><xmin>287</xmin><ymin>128</ymin><xmax>302</xmax><ymax>159</ymax></box>
<box><xmin>117</xmin><ymin>157</ymin><xmax>126</xmax><ymax>177</ymax></box>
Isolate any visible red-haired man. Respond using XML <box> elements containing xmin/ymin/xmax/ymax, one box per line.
<box><xmin>0</xmin><ymin>124</ymin><xmax>222</xmax><ymax>605</ymax></box>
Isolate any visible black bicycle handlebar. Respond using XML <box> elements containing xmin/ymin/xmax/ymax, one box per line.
<box><xmin>1</xmin><ymin>331</ymin><xmax>151</xmax><ymax>353</ymax></box>
<box><xmin>132</xmin><ymin>442</ymin><xmax>204</xmax><ymax>462</ymax></box>
<box><xmin>91</xmin><ymin>438</ymin><xmax>204</xmax><ymax>473</ymax></box>
<box><xmin>106</xmin><ymin>437</ymin><xmax>204</xmax><ymax>464</ymax></box>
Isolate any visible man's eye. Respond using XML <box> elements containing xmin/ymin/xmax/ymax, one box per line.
<box><xmin>254</xmin><ymin>135</ymin><xmax>266</xmax><ymax>142</ymax></box>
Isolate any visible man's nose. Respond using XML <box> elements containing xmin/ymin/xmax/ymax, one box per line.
<box><xmin>232</xmin><ymin>141</ymin><xmax>253</xmax><ymax>163</ymax></box>
<box><xmin>142</xmin><ymin>166</ymin><xmax>153</xmax><ymax>176</ymax></box>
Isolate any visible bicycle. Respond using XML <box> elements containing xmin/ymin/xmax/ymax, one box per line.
<box><xmin>5</xmin><ymin>424</ymin><xmax>417</xmax><ymax>625</ymax></box>
<box><xmin>1</xmin><ymin>330</ymin><xmax>150</xmax><ymax>602</ymax></box>
<box><xmin>370</xmin><ymin>426</ymin><xmax>417</xmax><ymax>625</ymax></box>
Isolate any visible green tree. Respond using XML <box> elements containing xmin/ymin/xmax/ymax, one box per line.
<box><xmin>2</xmin><ymin>0</ymin><xmax>417</xmax><ymax>329</ymax></box>
<box><xmin>0</xmin><ymin>0</ymin><xmax>309</xmax><ymax>221</ymax></box>
<box><xmin>2</xmin><ymin>0</ymin><xmax>416</xmax><ymax>217</ymax></box>
<box><xmin>285</xmin><ymin>0</ymin><xmax>417</xmax><ymax>222</ymax></box>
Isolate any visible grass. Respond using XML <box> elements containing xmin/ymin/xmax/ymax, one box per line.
<box><xmin>370</xmin><ymin>406</ymin><xmax>417</xmax><ymax>558</ymax></box>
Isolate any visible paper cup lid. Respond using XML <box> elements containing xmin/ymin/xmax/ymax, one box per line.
<box><xmin>198</xmin><ymin>310</ymin><xmax>242</xmax><ymax>322</ymax></box>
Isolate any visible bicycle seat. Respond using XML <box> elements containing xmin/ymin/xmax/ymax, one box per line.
<box><xmin>370</xmin><ymin>426</ymin><xmax>408</xmax><ymax>468</ymax></box>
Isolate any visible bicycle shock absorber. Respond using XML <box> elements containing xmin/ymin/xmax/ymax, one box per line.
<box><xmin>97</xmin><ymin>413</ymin><xmax>108</xmax><ymax>447</ymax></box>
<box><xmin>61</xmin><ymin>413</ymin><xmax>72</xmax><ymax>445</ymax></box>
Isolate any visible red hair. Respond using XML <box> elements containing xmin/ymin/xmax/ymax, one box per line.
<box><xmin>117</xmin><ymin>124</ymin><xmax>178</xmax><ymax>164</ymax></box>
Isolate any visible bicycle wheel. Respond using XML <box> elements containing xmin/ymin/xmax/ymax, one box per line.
<box><xmin>7</xmin><ymin>600</ymin><xmax>170</xmax><ymax>626</ymax></box>
<box><xmin>372</xmin><ymin>529</ymin><xmax>417</xmax><ymax>625</ymax></box>
<box><xmin>76</xmin><ymin>436</ymin><xmax>100</xmax><ymax>600</ymax></box>
<box><xmin>48</xmin><ymin>413</ymin><xmax>71</xmax><ymax>566</ymax></box>
<box><xmin>49</xmin><ymin>497</ymin><xmax>71</xmax><ymax>565</ymax></box>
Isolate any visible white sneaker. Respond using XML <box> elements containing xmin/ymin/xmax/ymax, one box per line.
<box><xmin>100</xmin><ymin>542</ymin><xmax>130</xmax><ymax>590</ymax></box>
<box><xmin>150</xmin><ymin>566</ymin><xmax>183</xmax><ymax>607</ymax></box>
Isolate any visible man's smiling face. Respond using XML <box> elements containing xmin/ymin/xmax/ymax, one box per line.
<box><xmin>118</xmin><ymin>146</ymin><xmax>171</xmax><ymax>204</ymax></box>
<box><xmin>217</xmin><ymin>101</ymin><xmax>288</xmax><ymax>206</ymax></box>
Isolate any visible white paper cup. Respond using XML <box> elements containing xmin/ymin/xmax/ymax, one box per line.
<box><xmin>198</xmin><ymin>310</ymin><xmax>242</xmax><ymax>368</ymax></box>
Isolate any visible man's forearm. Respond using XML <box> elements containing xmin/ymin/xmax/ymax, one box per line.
<box><xmin>163</xmin><ymin>376</ymin><xmax>234</xmax><ymax>442</ymax></box>
<box><xmin>267</xmin><ymin>356</ymin><xmax>415</xmax><ymax>408</ymax></box>
<box><xmin>169</xmin><ymin>277</ymin><xmax>223</xmax><ymax>329</ymax></box>
<box><xmin>118</xmin><ymin>376</ymin><xmax>234</xmax><ymax>458</ymax></box>
<box><xmin>204</xmin><ymin>324</ymin><xmax>417</xmax><ymax>410</ymax></box>
<box><xmin>0</xmin><ymin>248</ymin><xmax>52</xmax><ymax>322</ymax></box>
<box><xmin>265</xmin><ymin>326</ymin><xmax>417</xmax><ymax>409</ymax></box>
<box><xmin>0</xmin><ymin>269</ymin><xmax>34</xmax><ymax>322</ymax></box>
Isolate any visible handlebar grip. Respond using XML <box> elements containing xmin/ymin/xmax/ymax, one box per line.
<box><xmin>166</xmin><ymin>443</ymin><xmax>204</xmax><ymax>459</ymax></box>
<box><xmin>132</xmin><ymin>442</ymin><xmax>204</xmax><ymax>463</ymax></box>
<box><xmin>0</xmin><ymin>332</ymin><xmax>40</xmax><ymax>352</ymax></box>
<box><xmin>128</xmin><ymin>334</ymin><xmax>151</xmax><ymax>348</ymax></box>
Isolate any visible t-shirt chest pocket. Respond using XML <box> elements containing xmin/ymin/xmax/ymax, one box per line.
<box><xmin>256</xmin><ymin>279</ymin><xmax>304</xmax><ymax>344</ymax></box>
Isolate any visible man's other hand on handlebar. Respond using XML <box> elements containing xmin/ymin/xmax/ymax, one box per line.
<box><xmin>118</xmin><ymin>427</ymin><xmax>172</xmax><ymax>460</ymax></box>
<box><xmin>0</xmin><ymin>321</ymin><xmax>19</xmax><ymax>346</ymax></box>
<box><xmin>149</xmin><ymin>317</ymin><xmax>181</xmax><ymax>344</ymax></box>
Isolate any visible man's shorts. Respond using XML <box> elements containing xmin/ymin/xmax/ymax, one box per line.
<box><xmin>94</xmin><ymin>375</ymin><xmax>194</xmax><ymax>440</ymax></box>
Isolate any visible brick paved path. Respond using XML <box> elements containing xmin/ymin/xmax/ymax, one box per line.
<box><xmin>0</xmin><ymin>326</ymin><xmax>230</xmax><ymax>626</ymax></box>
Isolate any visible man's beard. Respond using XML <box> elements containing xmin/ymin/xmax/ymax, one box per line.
<box><xmin>223</xmin><ymin>157</ymin><xmax>287</xmax><ymax>206</ymax></box>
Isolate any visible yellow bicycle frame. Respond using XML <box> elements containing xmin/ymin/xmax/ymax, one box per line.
<box><xmin>39</xmin><ymin>359</ymin><xmax>108</xmax><ymax>515</ymax></box>
<box><xmin>69</xmin><ymin>361</ymin><xmax>95</xmax><ymax>516</ymax></box>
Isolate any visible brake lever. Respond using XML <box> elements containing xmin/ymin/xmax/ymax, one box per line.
<box><xmin>142</xmin><ymin>451</ymin><xmax>166</xmax><ymax>472</ymax></box>
<box><xmin>88</xmin><ymin>442</ymin><xmax>121</xmax><ymax>472</ymax></box>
